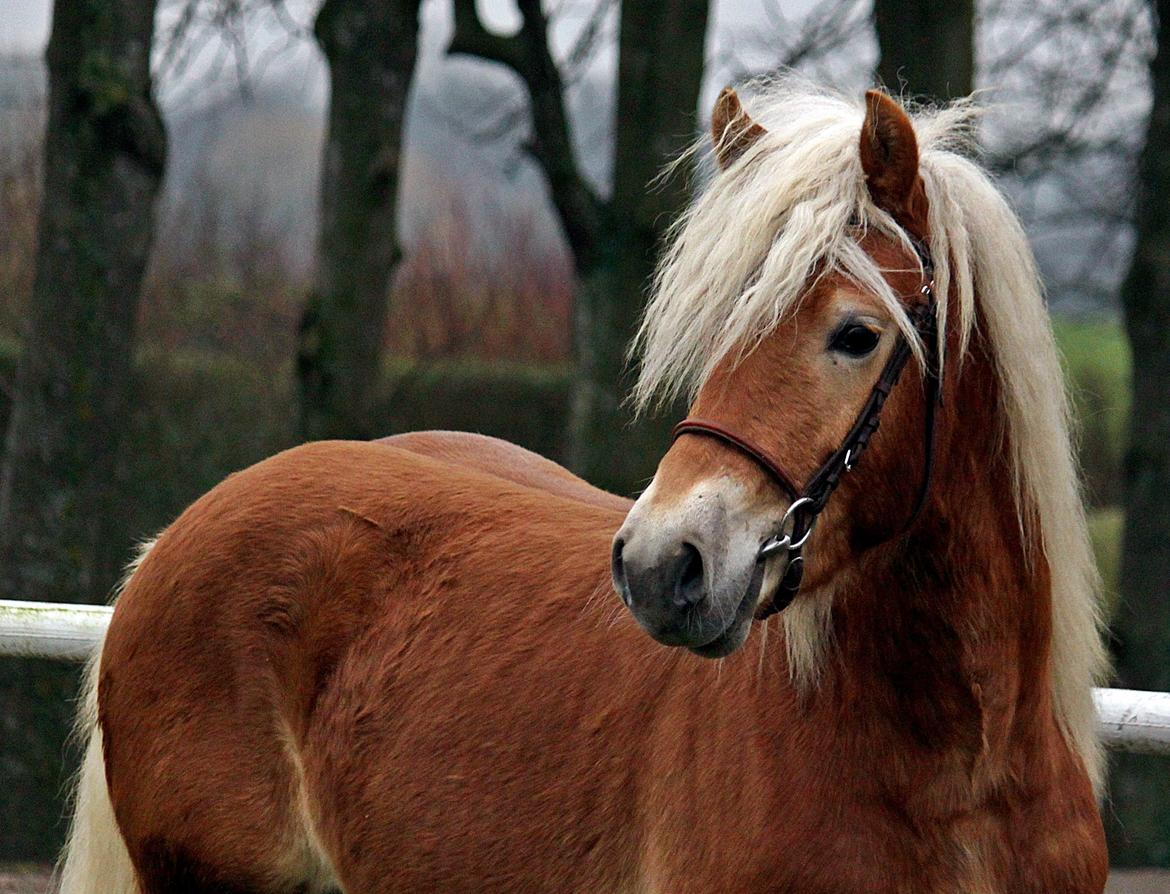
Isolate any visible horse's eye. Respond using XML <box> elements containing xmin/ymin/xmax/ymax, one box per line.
<box><xmin>829</xmin><ymin>323</ymin><xmax>880</xmax><ymax>357</ymax></box>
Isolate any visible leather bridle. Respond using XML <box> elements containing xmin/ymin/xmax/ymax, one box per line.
<box><xmin>670</xmin><ymin>238</ymin><xmax>943</xmax><ymax>620</ymax></box>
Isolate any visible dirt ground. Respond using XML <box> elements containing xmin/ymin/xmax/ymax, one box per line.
<box><xmin>1105</xmin><ymin>870</ymin><xmax>1170</xmax><ymax>893</ymax></box>
<box><xmin>0</xmin><ymin>867</ymin><xmax>52</xmax><ymax>894</ymax></box>
<box><xmin>3</xmin><ymin>865</ymin><xmax>1168</xmax><ymax>892</ymax></box>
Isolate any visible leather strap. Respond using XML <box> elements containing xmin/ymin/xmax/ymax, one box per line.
<box><xmin>801</xmin><ymin>297</ymin><xmax>938</xmax><ymax>522</ymax></box>
<box><xmin>669</xmin><ymin>420</ymin><xmax>801</xmax><ymax>501</ymax></box>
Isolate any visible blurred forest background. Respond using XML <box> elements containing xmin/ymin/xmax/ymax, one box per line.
<box><xmin>0</xmin><ymin>0</ymin><xmax>1168</xmax><ymax>871</ymax></box>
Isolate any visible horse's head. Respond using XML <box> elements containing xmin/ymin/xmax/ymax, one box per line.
<box><xmin>613</xmin><ymin>88</ymin><xmax>941</xmax><ymax>657</ymax></box>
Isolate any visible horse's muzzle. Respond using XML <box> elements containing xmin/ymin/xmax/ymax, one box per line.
<box><xmin>611</xmin><ymin>534</ymin><xmax>712</xmax><ymax>646</ymax></box>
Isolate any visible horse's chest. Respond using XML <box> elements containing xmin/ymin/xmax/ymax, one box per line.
<box><xmin>770</xmin><ymin>823</ymin><xmax>1004</xmax><ymax>894</ymax></box>
<box><xmin>640</xmin><ymin>798</ymin><xmax>1102</xmax><ymax>894</ymax></box>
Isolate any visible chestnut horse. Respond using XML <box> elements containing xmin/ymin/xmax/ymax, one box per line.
<box><xmin>60</xmin><ymin>85</ymin><xmax>1108</xmax><ymax>893</ymax></box>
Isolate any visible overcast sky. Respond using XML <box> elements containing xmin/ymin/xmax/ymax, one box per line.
<box><xmin>0</xmin><ymin>0</ymin><xmax>814</xmax><ymax>95</ymax></box>
<box><xmin>2</xmin><ymin>0</ymin><xmax>50</xmax><ymax>52</ymax></box>
<box><xmin>0</xmin><ymin>0</ymin><xmax>787</xmax><ymax>56</ymax></box>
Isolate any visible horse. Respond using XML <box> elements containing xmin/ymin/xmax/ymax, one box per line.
<box><xmin>59</xmin><ymin>83</ymin><xmax>1109</xmax><ymax>893</ymax></box>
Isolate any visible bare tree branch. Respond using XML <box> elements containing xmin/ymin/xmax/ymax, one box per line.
<box><xmin>449</xmin><ymin>0</ymin><xmax>527</xmax><ymax>74</ymax></box>
<box><xmin>155</xmin><ymin>0</ymin><xmax>314</xmax><ymax>105</ymax></box>
<box><xmin>561</xmin><ymin>0</ymin><xmax>617</xmax><ymax>83</ymax></box>
<box><xmin>719</xmin><ymin>0</ymin><xmax>871</xmax><ymax>87</ymax></box>
<box><xmin>447</xmin><ymin>0</ymin><xmax>602</xmax><ymax>271</ymax></box>
<box><xmin>985</xmin><ymin>0</ymin><xmax>1148</xmax><ymax>175</ymax></box>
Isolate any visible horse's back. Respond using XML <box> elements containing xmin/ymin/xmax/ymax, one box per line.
<box><xmin>98</xmin><ymin>439</ymin><xmax>648</xmax><ymax>893</ymax></box>
<box><xmin>377</xmin><ymin>430</ymin><xmax>632</xmax><ymax>513</ymax></box>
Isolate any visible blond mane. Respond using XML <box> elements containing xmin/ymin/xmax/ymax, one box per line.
<box><xmin>632</xmin><ymin>79</ymin><xmax>1107</xmax><ymax>789</ymax></box>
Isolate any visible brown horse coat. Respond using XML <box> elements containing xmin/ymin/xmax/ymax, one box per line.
<box><xmin>94</xmin><ymin>433</ymin><xmax>1104</xmax><ymax>894</ymax></box>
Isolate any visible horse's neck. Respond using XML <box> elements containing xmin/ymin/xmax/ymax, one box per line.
<box><xmin>835</xmin><ymin>506</ymin><xmax>1049</xmax><ymax>753</ymax></box>
<box><xmin>811</xmin><ymin>345</ymin><xmax>1056</xmax><ymax>792</ymax></box>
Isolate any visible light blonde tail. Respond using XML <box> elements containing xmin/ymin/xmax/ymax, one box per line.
<box><xmin>56</xmin><ymin>642</ymin><xmax>138</xmax><ymax>894</ymax></box>
<box><xmin>58</xmin><ymin>539</ymin><xmax>156</xmax><ymax>894</ymax></box>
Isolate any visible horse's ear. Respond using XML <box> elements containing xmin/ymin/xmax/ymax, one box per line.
<box><xmin>712</xmin><ymin>87</ymin><xmax>766</xmax><ymax>170</ymax></box>
<box><xmin>859</xmin><ymin>89</ymin><xmax>920</xmax><ymax>218</ymax></box>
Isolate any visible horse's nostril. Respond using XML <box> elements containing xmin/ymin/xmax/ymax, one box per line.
<box><xmin>615</xmin><ymin>534</ymin><xmax>705</xmax><ymax>618</ymax></box>
<box><xmin>611</xmin><ymin>537</ymin><xmax>632</xmax><ymax>606</ymax></box>
<box><xmin>673</xmin><ymin>543</ymin><xmax>705</xmax><ymax>608</ymax></box>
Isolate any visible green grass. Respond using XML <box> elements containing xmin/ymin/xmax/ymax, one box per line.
<box><xmin>1053</xmin><ymin>319</ymin><xmax>1127</xmax><ymax>615</ymax></box>
<box><xmin>1088</xmin><ymin>506</ymin><xmax>1123</xmax><ymax>618</ymax></box>
<box><xmin>1053</xmin><ymin>317</ymin><xmax>1131</xmax><ymax>508</ymax></box>
<box><xmin>1053</xmin><ymin>317</ymin><xmax>1131</xmax><ymax>438</ymax></box>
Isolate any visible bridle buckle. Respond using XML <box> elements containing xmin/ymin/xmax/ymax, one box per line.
<box><xmin>759</xmin><ymin>496</ymin><xmax>815</xmax><ymax>559</ymax></box>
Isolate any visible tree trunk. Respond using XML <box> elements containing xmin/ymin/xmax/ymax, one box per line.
<box><xmin>1106</xmin><ymin>0</ymin><xmax>1170</xmax><ymax>867</ymax></box>
<box><xmin>566</xmin><ymin>0</ymin><xmax>710</xmax><ymax>492</ymax></box>
<box><xmin>873</xmin><ymin>0</ymin><xmax>974</xmax><ymax>101</ymax></box>
<box><xmin>298</xmin><ymin>0</ymin><xmax>421</xmax><ymax>441</ymax></box>
<box><xmin>450</xmin><ymin>0</ymin><xmax>708</xmax><ymax>492</ymax></box>
<box><xmin>0</xmin><ymin>0</ymin><xmax>164</xmax><ymax>858</ymax></box>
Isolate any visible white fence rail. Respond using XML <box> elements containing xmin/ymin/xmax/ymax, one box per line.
<box><xmin>0</xmin><ymin>599</ymin><xmax>113</xmax><ymax>661</ymax></box>
<box><xmin>2</xmin><ymin>599</ymin><xmax>1169</xmax><ymax>756</ymax></box>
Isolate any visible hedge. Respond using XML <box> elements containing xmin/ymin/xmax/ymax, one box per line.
<box><xmin>0</xmin><ymin>317</ymin><xmax>1129</xmax><ymax>566</ymax></box>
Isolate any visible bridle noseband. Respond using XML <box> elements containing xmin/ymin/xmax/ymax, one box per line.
<box><xmin>670</xmin><ymin>239</ymin><xmax>943</xmax><ymax>620</ymax></box>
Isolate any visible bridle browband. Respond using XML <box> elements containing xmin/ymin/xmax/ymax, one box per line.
<box><xmin>670</xmin><ymin>238</ymin><xmax>943</xmax><ymax>620</ymax></box>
